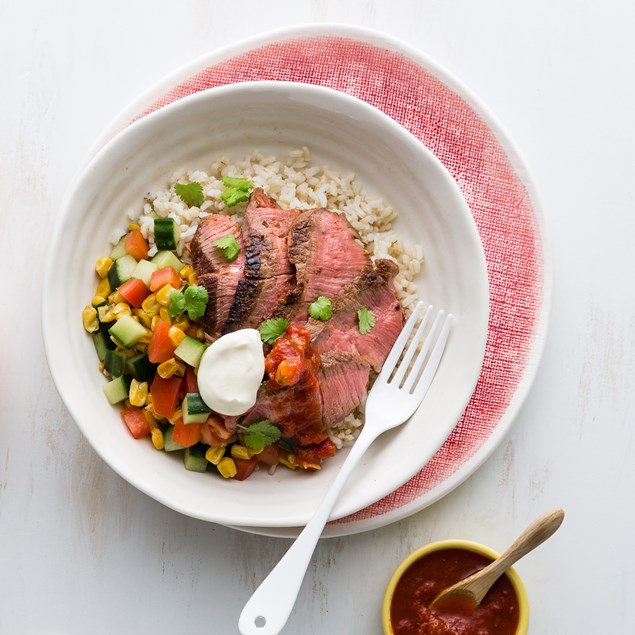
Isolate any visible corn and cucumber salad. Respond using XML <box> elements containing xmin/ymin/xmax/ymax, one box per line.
<box><xmin>82</xmin><ymin>219</ymin><xmax>315</xmax><ymax>480</ymax></box>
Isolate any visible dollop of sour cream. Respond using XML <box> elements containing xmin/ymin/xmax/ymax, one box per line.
<box><xmin>197</xmin><ymin>329</ymin><xmax>265</xmax><ymax>416</ymax></box>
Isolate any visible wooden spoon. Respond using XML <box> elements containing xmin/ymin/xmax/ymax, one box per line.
<box><xmin>431</xmin><ymin>508</ymin><xmax>565</xmax><ymax>611</ymax></box>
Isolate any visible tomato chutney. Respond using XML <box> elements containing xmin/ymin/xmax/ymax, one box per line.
<box><xmin>387</xmin><ymin>546</ymin><xmax>522</xmax><ymax>635</ymax></box>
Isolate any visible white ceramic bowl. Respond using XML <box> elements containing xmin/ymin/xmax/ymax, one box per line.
<box><xmin>43</xmin><ymin>81</ymin><xmax>489</xmax><ymax>528</ymax></box>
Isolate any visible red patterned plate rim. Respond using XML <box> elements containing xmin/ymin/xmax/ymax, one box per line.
<box><xmin>85</xmin><ymin>24</ymin><xmax>550</xmax><ymax>538</ymax></box>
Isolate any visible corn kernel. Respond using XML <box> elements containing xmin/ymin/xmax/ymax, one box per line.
<box><xmin>144</xmin><ymin>407</ymin><xmax>157</xmax><ymax>428</ymax></box>
<box><xmin>168</xmin><ymin>408</ymin><xmax>183</xmax><ymax>425</ymax></box>
<box><xmin>205</xmin><ymin>446</ymin><xmax>226</xmax><ymax>465</ymax></box>
<box><xmin>134</xmin><ymin>308</ymin><xmax>152</xmax><ymax>329</ymax></box>
<box><xmin>96</xmin><ymin>277</ymin><xmax>111</xmax><ymax>298</ymax></box>
<box><xmin>128</xmin><ymin>222</ymin><xmax>140</xmax><ymax>231</ymax></box>
<box><xmin>179</xmin><ymin>264</ymin><xmax>194</xmax><ymax>280</ymax></box>
<box><xmin>171</xmin><ymin>317</ymin><xmax>190</xmax><ymax>332</ymax></box>
<box><xmin>91</xmin><ymin>295</ymin><xmax>107</xmax><ymax>307</ymax></box>
<box><xmin>278</xmin><ymin>452</ymin><xmax>297</xmax><ymax>470</ymax></box>
<box><xmin>159</xmin><ymin>307</ymin><xmax>172</xmax><ymax>324</ymax></box>
<box><xmin>188</xmin><ymin>272</ymin><xmax>198</xmax><ymax>286</ymax></box>
<box><xmin>95</xmin><ymin>257</ymin><xmax>113</xmax><ymax>278</ymax></box>
<box><xmin>141</xmin><ymin>294</ymin><xmax>160</xmax><ymax>317</ymax></box>
<box><xmin>82</xmin><ymin>306</ymin><xmax>99</xmax><ymax>333</ymax></box>
<box><xmin>168</xmin><ymin>326</ymin><xmax>186</xmax><ymax>347</ymax></box>
<box><xmin>137</xmin><ymin>330</ymin><xmax>152</xmax><ymax>345</ymax></box>
<box><xmin>151</xmin><ymin>315</ymin><xmax>159</xmax><ymax>331</ymax></box>
<box><xmin>217</xmin><ymin>457</ymin><xmax>237</xmax><ymax>478</ymax></box>
<box><xmin>155</xmin><ymin>284</ymin><xmax>176</xmax><ymax>306</ymax></box>
<box><xmin>129</xmin><ymin>379</ymin><xmax>148</xmax><ymax>407</ymax></box>
<box><xmin>231</xmin><ymin>445</ymin><xmax>252</xmax><ymax>460</ymax></box>
<box><xmin>157</xmin><ymin>358</ymin><xmax>179</xmax><ymax>379</ymax></box>
<box><xmin>108</xmin><ymin>290</ymin><xmax>124</xmax><ymax>304</ymax></box>
<box><xmin>113</xmin><ymin>302</ymin><xmax>132</xmax><ymax>319</ymax></box>
<box><xmin>97</xmin><ymin>305</ymin><xmax>115</xmax><ymax>323</ymax></box>
<box><xmin>151</xmin><ymin>427</ymin><xmax>164</xmax><ymax>450</ymax></box>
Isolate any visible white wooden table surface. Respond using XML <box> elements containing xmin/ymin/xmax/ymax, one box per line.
<box><xmin>3</xmin><ymin>1</ymin><xmax>634</xmax><ymax>633</ymax></box>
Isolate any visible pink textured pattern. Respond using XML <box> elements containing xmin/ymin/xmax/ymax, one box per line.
<box><xmin>135</xmin><ymin>37</ymin><xmax>543</xmax><ymax>523</ymax></box>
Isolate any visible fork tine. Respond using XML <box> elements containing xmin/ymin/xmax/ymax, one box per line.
<box><xmin>401</xmin><ymin>309</ymin><xmax>445</xmax><ymax>393</ymax></box>
<box><xmin>376</xmin><ymin>301</ymin><xmax>426</xmax><ymax>382</ymax></box>
<box><xmin>407</xmin><ymin>312</ymin><xmax>453</xmax><ymax>398</ymax></box>
<box><xmin>391</xmin><ymin>304</ymin><xmax>433</xmax><ymax>388</ymax></box>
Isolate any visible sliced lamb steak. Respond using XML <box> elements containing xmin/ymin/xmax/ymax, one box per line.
<box><xmin>190</xmin><ymin>214</ymin><xmax>244</xmax><ymax>274</ymax></box>
<box><xmin>241</xmin><ymin>360</ymin><xmax>326</xmax><ymax>446</ymax></box>
<box><xmin>280</xmin><ymin>208</ymin><xmax>371</xmax><ymax>324</ymax></box>
<box><xmin>222</xmin><ymin>189</ymin><xmax>298</xmax><ymax>333</ymax></box>
<box><xmin>190</xmin><ymin>214</ymin><xmax>245</xmax><ymax>338</ymax></box>
<box><xmin>309</xmin><ymin>259</ymin><xmax>404</xmax><ymax>373</ymax></box>
<box><xmin>238</xmin><ymin>352</ymin><xmax>369</xmax><ymax>445</ymax></box>
<box><xmin>317</xmin><ymin>351</ymin><xmax>370</xmax><ymax>427</ymax></box>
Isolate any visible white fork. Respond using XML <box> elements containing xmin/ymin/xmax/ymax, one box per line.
<box><xmin>238</xmin><ymin>302</ymin><xmax>453</xmax><ymax>635</ymax></box>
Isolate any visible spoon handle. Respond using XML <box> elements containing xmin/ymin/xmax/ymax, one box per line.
<box><xmin>463</xmin><ymin>508</ymin><xmax>565</xmax><ymax>604</ymax></box>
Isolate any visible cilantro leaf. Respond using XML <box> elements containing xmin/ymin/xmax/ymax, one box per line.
<box><xmin>238</xmin><ymin>420</ymin><xmax>281</xmax><ymax>450</ymax></box>
<box><xmin>220</xmin><ymin>176</ymin><xmax>254</xmax><ymax>207</ymax></box>
<box><xmin>357</xmin><ymin>306</ymin><xmax>376</xmax><ymax>334</ymax></box>
<box><xmin>259</xmin><ymin>318</ymin><xmax>289</xmax><ymax>345</ymax></box>
<box><xmin>308</xmin><ymin>296</ymin><xmax>333</xmax><ymax>321</ymax></box>
<box><xmin>183</xmin><ymin>285</ymin><xmax>208</xmax><ymax>320</ymax></box>
<box><xmin>212</xmin><ymin>233</ymin><xmax>240</xmax><ymax>261</ymax></box>
<box><xmin>174</xmin><ymin>181</ymin><xmax>204</xmax><ymax>207</ymax></box>
<box><xmin>168</xmin><ymin>290</ymin><xmax>186</xmax><ymax>318</ymax></box>
<box><xmin>167</xmin><ymin>285</ymin><xmax>208</xmax><ymax>320</ymax></box>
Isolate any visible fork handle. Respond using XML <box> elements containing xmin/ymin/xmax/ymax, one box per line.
<box><xmin>238</xmin><ymin>428</ymin><xmax>377</xmax><ymax>635</ymax></box>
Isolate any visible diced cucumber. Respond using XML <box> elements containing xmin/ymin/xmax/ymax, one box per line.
<box><xmin>151</xmin><ymin>250</ymin><xmax>184</xmax><ymax>274</ymax></box>
<box><xmin>105</xmin><ymin>349</ymin><xmax>126</xmax><ymax>377</ymax></box>
<box><xmin>92</xmin><ymin>332</ymin><xmax>115</xmax><ymax>362</ymax></box>
<box><xmin>131</xmin><ymin>259</ymin><xmax>159</xmax><ymax>288</ymax></box>
<box><xmin>154</xmin><ymin>218</ymin><xmax>180</xmax><ymax>251</ymax></box>
<box><xmin>183</xmin><ymin>392</ymin><xmax>211</xmax><ymax>424</ymax></box>
<box><xmin>125</xmin><ymin>352</ymin><xmax>157</xmax><ymax>381</ymax></box>
<box><xmin>109</xmin><ymin>314</ymin><xmax>148</xmax><ymax>348</ymax></box>
<box><xmin>175</xmin><ymin>335</ymin><xmax>207</xmax><ymax>368</ymax></box>
<box><xmin>184</xmin><ymin>445</ymin><xmax>208</xmax><ymax>472</ymax></box>
<box><xmin>163</xmin><ymin>426</ymin><xmax>184</xmax><ymax>452</ymax></box>
<box><xmin>107</xmin><ymin>254</ymin><xmax>138</xmax><ymax>289</ymax></box>
<box><xmin>102</xmin><ymin>375</ymin><xmax>130</xmax><ymax>405</ymax></box>
<box><xmin>109</xmin><ymin>235</ymin><xmax>127</xmax><ymax>260</ymax></box>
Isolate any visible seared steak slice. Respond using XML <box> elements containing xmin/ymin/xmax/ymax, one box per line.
<box><xmin>222</xmin><ymin>189</ymin><xmax>298</xmax><ymax>333</ymax></box>
<box><xmin>309</xmin><ymin>259</ymin><xmax>404</xmax><ymax>372</ymax></box>
<box><xmin>241</xmin><ymin>361</ymin><xmax>326</xmax><ymax>446</ymax></box>
<box><xmin>237</xmin><ymin>352</ymin><xmax>369</xmax><ymax>444</ymax></box>
<box><xmin>281</xmin><ymin>208</ymin><xmax>371</xmax><ymax>324</ymax></box>
<box><xmin>190</xmin><ymin>214</ymin><xmax>244</xmax><ymax>274</ymax></box>
<box><xmin>197</xmin><ymin>271</ymin><xmax>244</xmax><ymax>339</ymax></box>
<box><xmin>317</xmin><ymin>351</ymin><xmax>370</xmax><ymax>427</ymax></box>
<box><xmin>190</xmin><ymin>214</ymin><xmax>246</xmax><ymax>338</ymax></box>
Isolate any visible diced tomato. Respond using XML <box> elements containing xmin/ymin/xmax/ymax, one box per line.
<box><xmin>150</xmin><ymin>373</ymin><xmax>182</xmax><ymax>419</ymax></box>
<box><xmin>121</xmin><ymin>405</ymin><xmax>152</xmax><ymax>439</ymax></box>
<box><xmin>117</xmin><ymin>277</ymin><xmax>149</xmax><ymax>308</ymax></box>
<box><xmin>147</xmin><ymin>319</ymin><xmax>175</xmax><ymax>363</ymax></box>
<box><xmin>184</xmin><ymin>366</ymin><xmax>199</xmax><ymax>393</ymax></box>
<box><xmin>150</xmin><ymin>267</ymin><xmax>181</xmax><ymax>293</ymax></box>
<box><xmin>257</xmin><ymin>445</ymin><xmax>279</xmax><ymax>466</ymax></box>
<box><xmin>171</xmin><ymin>419</ymin><xmax>202</xmax><ymax>448</ymax></box>
<box><xmin>124</xmin><ymin>228</ymin><xmax>149</xmax><ymax>261</ymax></box>
<box><xmin>296</xmin><ymin>438</ymin><xmax>337</xmax><ymax>470</ymax></box>
<box><xmin>264</xmin><ymin>324</ymin><xmax>312</xmax><ymax>386</ymax></box>
<box><xmin>233</xmin><ymin>457</ymin><xmax>258</xmax><ymax>481</ymax></box>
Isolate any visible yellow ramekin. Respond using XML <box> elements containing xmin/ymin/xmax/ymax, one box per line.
<box><xmin>382</xmin><ymin>539</ymin><xmax>529</xmax><ymax>635</ymax></box>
